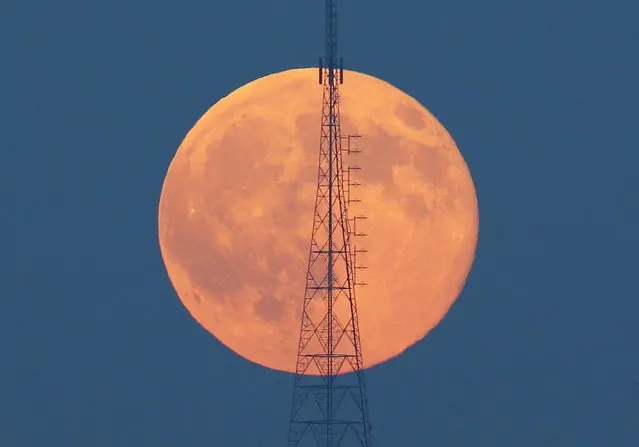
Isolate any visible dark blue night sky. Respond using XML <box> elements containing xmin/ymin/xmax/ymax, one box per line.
<box><xmin>1</xmin><ymin>0</ymin><xmax>638</xmax><ymax>445</ymax></box>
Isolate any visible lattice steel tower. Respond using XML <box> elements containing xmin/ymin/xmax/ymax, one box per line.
<box><xmin>285</xmin><ymin>0</ymin><xmax>373</xmax><ymax>446</ymax></box>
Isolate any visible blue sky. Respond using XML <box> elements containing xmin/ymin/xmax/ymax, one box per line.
<box><xmin>1</xmin><ymin>0</ymin><xmax>638</xmax><ymax>445</ymax></box>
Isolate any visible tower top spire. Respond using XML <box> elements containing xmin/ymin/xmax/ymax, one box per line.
<box><xmin>319</xmin><ymin>0</ymin><xmax>344</xmax><ymax>85</ymax></box>
<box><xmin>325</xmin><ymin>0</ymin><xmax>338</xmax><ymax>66</ymax></box>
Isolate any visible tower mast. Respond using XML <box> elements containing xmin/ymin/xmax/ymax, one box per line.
<box><xmin>285</xmin><ymin>0</ymin><xmax>372</xmax><ymax>446</ymax></box>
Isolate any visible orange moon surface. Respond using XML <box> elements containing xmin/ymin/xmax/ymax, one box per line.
<box><xmin>158</xmin><ymin>68</ymin><xmax>479</xmax><ymax>373</ymax></box>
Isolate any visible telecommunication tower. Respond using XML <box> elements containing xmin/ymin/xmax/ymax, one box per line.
<box><xmin>285</xmin><ymin>0</ymin><xmax>373</xmax><ymax>446</ymax></box>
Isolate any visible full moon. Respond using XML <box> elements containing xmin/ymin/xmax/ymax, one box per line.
<box><xmin>158</xmin><ymin>68</ymin><xmax>478</xmax><ymax>374</ymax></box>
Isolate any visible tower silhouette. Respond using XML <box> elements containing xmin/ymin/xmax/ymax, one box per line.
<box><xmin>285</xmin><ymin>1</ymin><xmax>373</xmax><ymax>446</ymax></box>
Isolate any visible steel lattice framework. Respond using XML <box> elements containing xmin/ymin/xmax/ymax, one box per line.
<box><xmin>285</xmin><ymin>1</ymin><xmax>373</xmax><ymax>446</ymax></box>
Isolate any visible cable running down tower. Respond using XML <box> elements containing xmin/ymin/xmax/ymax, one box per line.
<box><xmin>285</xmin><ymin>0</ymin><xmax>373</xmax><ymax>446</ymax></box>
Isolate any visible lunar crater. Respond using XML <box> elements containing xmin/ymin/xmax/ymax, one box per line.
<box><xmin>401</xmin><ymin>193</ymin><xmax>430</xmax><ymax>219</ymax></box>
<box><xmin>254</xmin><ymin>293</ymin><xmax>286</xmax><ymax>322</ymax></box>
<box><xmin>394</xmin><ymin>102</ymin><xmax>427</xmax><ymax>130</ymax></box>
